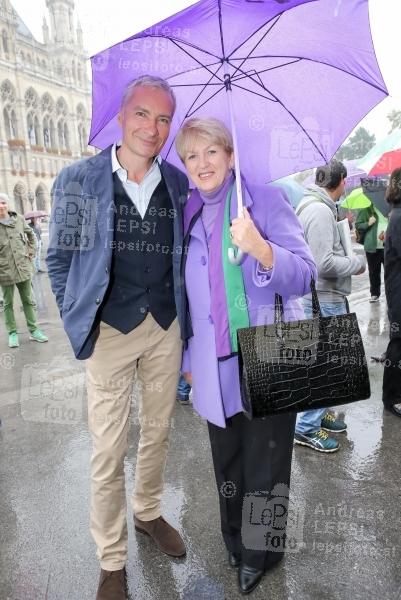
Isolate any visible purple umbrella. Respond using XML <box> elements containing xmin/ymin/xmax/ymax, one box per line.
<box><xmin>90</xmin><ymin>0</ymin><xmax>387</xmax><ymax>262</ymax></box>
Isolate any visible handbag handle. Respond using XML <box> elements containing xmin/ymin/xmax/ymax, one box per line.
<box><xmin>274</xmin><ymin>277</ymin><xmax>322</xmax><ymax>326</ymax></box>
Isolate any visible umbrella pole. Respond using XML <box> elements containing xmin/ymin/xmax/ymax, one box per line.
<box><xmin>223</xmin><ymin>66</ymin><xmax>245</xmax><ymax>265</ymax></box>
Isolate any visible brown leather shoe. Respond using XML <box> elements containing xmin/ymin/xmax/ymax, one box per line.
<box><xmin>134</xmin><ymin>515</ymin><xmax>186</xmax><ymax>557</ymax></box>
<box><xmin>96</xmin><ymin>567</ymin><xmax>127</xmax><ymax>600</ymax></box>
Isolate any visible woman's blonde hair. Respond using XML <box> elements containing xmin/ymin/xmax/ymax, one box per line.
<box><xmin>175</xmin><ymin>117</ymin><xmax>233</xmax><ymax>162</ymax></box>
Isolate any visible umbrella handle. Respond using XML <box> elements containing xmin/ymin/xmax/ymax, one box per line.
<box><xmin>228</xmin><ymin>246</ymin><xmax>245</xmax><ymax>265</ymax></box>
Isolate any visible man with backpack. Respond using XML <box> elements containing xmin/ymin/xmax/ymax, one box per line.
<box><xmin>294</xmin><ymin>161</ymin><xmax>366</xmax><ymax>452</ymax></box>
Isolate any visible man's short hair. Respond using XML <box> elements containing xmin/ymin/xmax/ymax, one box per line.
<box><xmin>0</xmin><ymin>193</ymin><xmax>10</xmax><ymax>204</ymax></box>
<box><xmin>315</xmin><ymin>160</ymin><xmax>347</xmax><ymax>191</ymax></box>
<box><xmin>120</xmin><ymin>75</ymin><xmax>176</xmax><ymax>115</ymax></box>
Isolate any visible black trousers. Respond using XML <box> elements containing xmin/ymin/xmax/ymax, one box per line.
<box><xmin>366</xmin><ymin>249</ymin><xmax>384</xmax><ymax>297</ymax></box>
<box><xmin>382</xmin><ymin>337</ymin><xmax>401</xmax><ymax>407</ymax></box>
<box><xmin>207</xmin><ymin>411</ymin><xmax>296</xmax><ymax>571</ymax></box>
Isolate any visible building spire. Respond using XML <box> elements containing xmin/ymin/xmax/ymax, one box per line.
<box><xmin>45</xmin><ymin>0</ymin><xmax>75</xmax><ymax>45</ymax></box>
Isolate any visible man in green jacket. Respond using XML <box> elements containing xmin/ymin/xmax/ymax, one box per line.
<box><xmin>0</xmin><ymin>193</ymin><xmax>48</xmax><ymax>347</ymax></box>
<box><xmin>355</xmin><ymin>203</ymin><xmax>388</xmax><ymax>302</ymax></box>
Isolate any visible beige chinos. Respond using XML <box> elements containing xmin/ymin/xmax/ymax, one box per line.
<box><xmin>86</xmin><ymin>314</ymin><xmax>181</xmax><ymax>570</ymax></box>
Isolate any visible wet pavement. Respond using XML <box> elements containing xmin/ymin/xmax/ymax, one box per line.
<box><xmin>0</xmin><ymin>241</ymin><xmax>400</xmax><ymax>600</ymax></box>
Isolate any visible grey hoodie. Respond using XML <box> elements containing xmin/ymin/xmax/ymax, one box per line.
<box><xmin>296</xmin><ymin>184</ymin><xmax>365</xmax><ymax>301</ymax></box>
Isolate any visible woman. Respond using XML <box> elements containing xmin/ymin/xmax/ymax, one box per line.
<box><xmin>355</xmin><ymin>203</ymin><xmax>387</xmax><ymax>302</ymax></box>
<box><xmin>382</xmin><ymin>167</ymin><xmax>401</xmax><ymax>418</ymax></box>
<box><xmin>175</xmin><ymin>118</ymin><xmax>316</xmax><ymax>594</ymax></box>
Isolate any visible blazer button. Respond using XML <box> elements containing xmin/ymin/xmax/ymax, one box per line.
<box><xmin>201</xmin><ymin>256</ymin><xmax>207</xmax><ymax>266</ymax></box>
<box><xmin>105</xmin><ymin>267</ymin><xmax>109</xmax><ymax>274</ymax></box>
<box><xmin>208</xmin><ymin>315</ymin><xmax>213</xmax><ymax>324</ymax></box>
<box><xmin>95</xmin><ymin>298</ymin><xmax>100</xmax><ymax>304</ymax></box>
<box><xmin>146</xmin><ymin>287</ymin><xmax>150</xmax><ymax>293</ymax></box>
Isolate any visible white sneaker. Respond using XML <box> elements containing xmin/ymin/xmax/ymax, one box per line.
<box><xmin>369</xmin><ymin>295</ymin><xmax>380</xmax><ymax>303</ymax></box>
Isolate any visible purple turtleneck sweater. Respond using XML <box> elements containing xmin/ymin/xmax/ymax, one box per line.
<box><xmin>200</xmin><ymin>172</ymin><xmax>235</xmax><ymax>242</ymax></box>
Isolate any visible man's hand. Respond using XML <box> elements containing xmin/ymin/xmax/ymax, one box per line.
<box><xmin>378</xmin><ymin>230</ymin><xmax>385</xmax><ymax>241</ymax></box>
<box><xmin>368</xmin><ymin>215</ymin><xmax>376</xmax><ymax>227</ymax></box>
<box><xmin>182</xmin><ymin>372</ymin><xmax>192</xmax><ymax>386</ymax></box>
<box><xmin>356</xmin><ymin>264</ymin><xmax>366</xmax><ymax>275</ymax></box>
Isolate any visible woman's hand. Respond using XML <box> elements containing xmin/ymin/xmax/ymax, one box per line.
<box><xmin>230</xmin><ymin>208</ymin><xmax>273</xmax><ymax>268</ymax></box>
<box><xmin>182</xmin><ymin>372</ymin><xmax>192</xmax><ymax>386</ymax></box>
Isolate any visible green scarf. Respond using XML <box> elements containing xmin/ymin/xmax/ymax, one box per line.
<box><xmin>221</xmin><ymin>186</ymin><xmax>250</xmax><ymax>353</ymax></box>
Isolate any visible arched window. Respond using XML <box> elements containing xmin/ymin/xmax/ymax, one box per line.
<box><xmin>10</xmin><ymin>109</ymin><xmax>18</xmax><ymax>138</ymax></box>
<box><xmin>78</xmin><ymin>123</ymin><xmax>87</xmax><ymax>153</ymax></box>
<box><xmin>43</xmin><ymin>117</ymin><xmax>50</xmax><ymax>149</ymax></box>
<box><xmin>2</xmin><ymin>30</ymin><xmax>9</xmax><ymax>54</ymax></box>
<box><xmin>3</xmin><ymin>107</ymin><xmax>11</xmax><ymax>138</ymax></box>
<box><xmin>49</xmin><ymin>119</ymin><xmax>56</xmax><ymax>149</ymax></box>
<box><xmin>64</xmin><ymin>122</ymin><xmax>70</xmax><ymax>150</ymax></box>
<box><xmin>35</xmin><ymin>184</ymin><xmax>47</xmax><ymax>211</ymax></box>
<box><xmin>57</xmin><ymin>120</ymin><xmax>64</xmax><ymax>149</ymax></box>
<box><xmin>27</xmin><ymin>113</ymin><xmax>36</xmax><ymax>145</ymax></box>
<box><xmin>34</xmin><ymin>116</ymin><xmax>40</xmax><ymax>145</ymax></box>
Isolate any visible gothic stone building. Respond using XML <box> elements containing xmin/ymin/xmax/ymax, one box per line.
<box><xmin>0</xmin><ymin>0</ymin><xmax>93</xmax><ymax>213</ymax></box>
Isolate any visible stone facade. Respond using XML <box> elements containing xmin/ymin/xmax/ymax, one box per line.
<box><xmin>0</xmin><ymin>0</ymin><xmax>93</xmax><ymax>213</ymax></box>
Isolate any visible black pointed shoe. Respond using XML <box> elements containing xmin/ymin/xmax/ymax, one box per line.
<box><xmin>228</xmin><ymin>551</ymin><xmax>241</xmax><ymax>568</ymax></box>
<box><xmin>238</xmin><ymin>564</ymin><xmax>265</xmax><ymax>594</ymax></box>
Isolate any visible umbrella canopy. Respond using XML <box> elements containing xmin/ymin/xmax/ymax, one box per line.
<box><xmin>358</xmin><ymin>130</ymin><xmax>401</xmax><ymax>174</ymax></box>
<box><xmin>368</xmin><ymin>148</ymin><xmax>401</xmax><ymax>176</ymax></box>
<box><xmin>361</xmin><ymin>177</ymin><xmax>390</xmax><ymax>217</ymax></box>
<box><xmin>340</xmin><ymin>187</ymin><xmax>371</xmax><ymax>211</ymax></box>
<box><xmin>24</xmin><ymin>210</ymin><xmax>48</xmax><ymax>220</ymax></box>
<box><xmin>90</xmin><ymin>0</ymin><xmax>387</xmax><ymax>189</ymax></box>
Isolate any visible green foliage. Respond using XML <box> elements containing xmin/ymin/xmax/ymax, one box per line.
<box><xmin>335</xmin><ymin>127</ymin><xmax>376</xmax><ymax>161</ymax></box>
<box><xmin>387</xmin><ymin>110</ymin><xmax>401</xmax><ymax>133</ymax></box>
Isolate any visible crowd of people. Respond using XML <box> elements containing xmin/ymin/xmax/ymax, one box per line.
<box><xmin>1</xmin><ymin>76</ymin><xmax>400</xmax><ymax>598</ymax></box>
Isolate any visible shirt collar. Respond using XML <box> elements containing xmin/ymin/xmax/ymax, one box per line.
<box><xmin>111</xmin><ymin>142</ymin><xmax>162</xmax><ymax>182</ymax></box>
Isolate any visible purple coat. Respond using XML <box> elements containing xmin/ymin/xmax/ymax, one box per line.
<box><xmin>182</xmin><ymin>181</ymin><xmax>317</xmax><ymax>428</ymax></box>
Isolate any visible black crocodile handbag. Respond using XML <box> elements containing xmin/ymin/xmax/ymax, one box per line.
<box><xmin>237</xmin><ymin>280</ymin><xmax>371</xmax><ymax>418</ymax></box>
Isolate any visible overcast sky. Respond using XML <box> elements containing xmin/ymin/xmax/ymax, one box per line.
<box><xmin>11</xmin><ymin>0</ymin><xmax>401</xmax><ymax>140</ymax></box>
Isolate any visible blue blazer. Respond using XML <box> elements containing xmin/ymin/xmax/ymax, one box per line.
<box><xmin>47</xmin><ymin>146</ymin><xmax>190</xmax><ymax>359</ymax></box>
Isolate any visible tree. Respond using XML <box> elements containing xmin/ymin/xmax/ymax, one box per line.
<box><xmin>387</xmin><ymin>110</ymin><xmax>401</xmax><ymax>133</ymax></box>
<box><xmin>335</xmin><ymin>127</ymin><xmax>376</xmax><ymax>161</ymax></box>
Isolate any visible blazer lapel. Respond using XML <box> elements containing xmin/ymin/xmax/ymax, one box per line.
<box><xmin>86</xmin><ymin>147</ymin><xmax>114</xmax><ymax>254</ymax></box>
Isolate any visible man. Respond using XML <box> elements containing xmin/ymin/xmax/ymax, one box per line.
<box><xmin>47</xmin><ymin>76</ymin><xmax>190</xmax><ymax>600</ymax></box>
<box><xmin>294</xmin><ymin>160</ymin><xmax>366</xmax><ymax>452</ymax></box>
<box><xmin>0</xmin><ymin>193</ymin><xmax>48</xmax><ymax>347</ymax></box>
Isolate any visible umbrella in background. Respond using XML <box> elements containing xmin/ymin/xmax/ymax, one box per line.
<box><xmin>358</xmin><ymin>130</ymin><xmax>401</xmax><ymax>174</ymax></box>
<box><xmin>302</xmin><ymin>159</ymin><xmax>367</xmax><ymax>190</ymax></box>
<box><xmin>340</xmin><ymin>187</ymin><xmax>371</xmax><ymax>211</ymax></box>
<box><xmin>24</xmin><ymin>210</ymin><xmax>48</xmax><ymax>220</ymax></box>
<box><xmin>361</xmin><ymin>177</ymin><xmax>390</xmax><ymax>217</ymax></box>
<box><xmin>368</xmin><ymin>148</ymin><xmax>401</xmax><ymax>176</ymax></box>
<box><xmin>271</xmin><ymin>177</ymin><xmax>305</xmax><ymax>209</ymax></box>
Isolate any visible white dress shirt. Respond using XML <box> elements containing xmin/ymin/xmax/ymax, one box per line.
<box><xmin>111</xmin><ymin>143</ymin><xmax>162</xmax><ymax>219</ymax></box>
